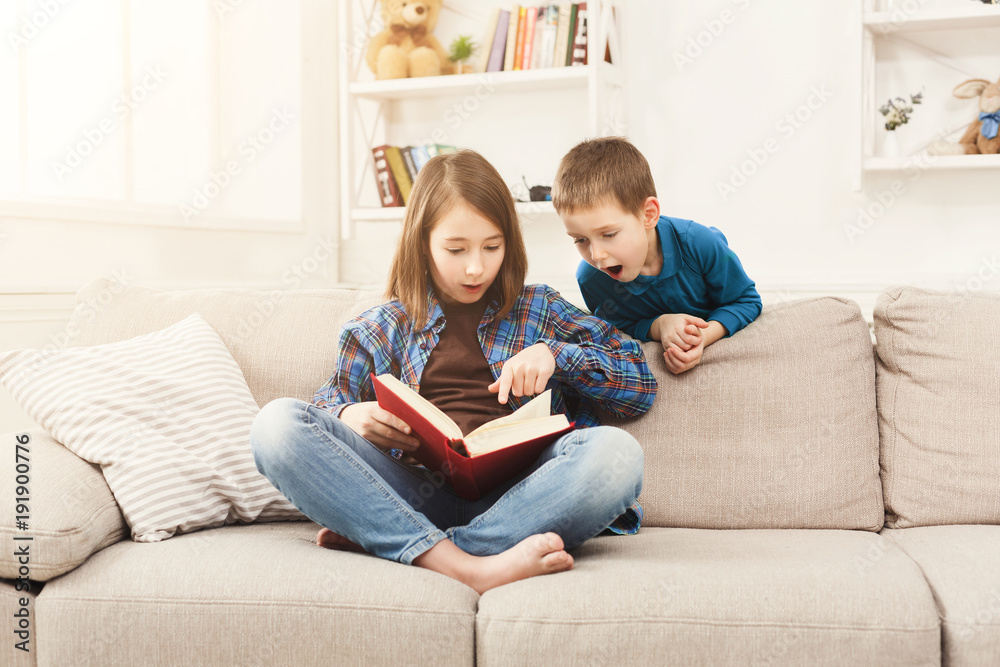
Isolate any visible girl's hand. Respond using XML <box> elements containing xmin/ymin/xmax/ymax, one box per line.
<box><xmin>340</xmin><ymin>402</ymin><xmax>421</xmax><ymax>453</ymax></box>
<box><xmin>488</xmin><ymin>342</ymin><xmax>556</xmax><ymax>404</ymax></box>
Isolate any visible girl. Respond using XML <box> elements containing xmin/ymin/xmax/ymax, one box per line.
<box><xmin>250</xmin><ymin>150</ymin><xmax>656</xmax><ymax>595</ymax></box>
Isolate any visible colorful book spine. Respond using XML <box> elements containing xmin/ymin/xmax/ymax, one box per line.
<box><xmin>371</xmin><ymin>145</ymin><xmax>402</xmax><ymax>207</ymax></box>
<box><xmin>383</xmin><ymin>146</ymin><xmax>412</xmax><ymax>205</ymax></box>
<box><xmin>539</xmin><ymin>5</ymin><xmax>558</xmax><ymax>69</ymax></box>
<box><xmin>410</xmin><ymin>145</ymin><xmax>431</xmax><ymax>173</ymax></box>
<box><xmin>571</xmin><ymin>2</ymin><xmax>587</xmax><ymax>66</ymax></box>
<box><xmin>553</xmin><ymin>3</ymin><xmax>572</xmax><ymax>68</ymax></box>
<box><xmin>487</xmin><ymin>9</ymin><xmax>510</xmax><ymax>72</ymax></box>
<box><xmin>503</xmin><ymin>5</ymin><xmax>520</xmax><ymax>71</ymax></box>
<box><xmin>564</xmin><ymin>3</ymin><xmax>578</xmax><ymax>67</ymax></box>
<box><xmin>521</xmin><ymin>6</ymin><xmax>538</xmax><ymax>70</ymax></box>
<box><xmin>401</xmin><ymin>147</ymin><xmax>419</xmax><ymax>183</ymax></box>
<box><xmin>513</xmin><ymin>6</ymin><xmax>527</xmax><ymax>70</ymax></box>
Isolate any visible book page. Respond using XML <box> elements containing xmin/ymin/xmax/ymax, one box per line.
<box><xmin>466</xmin><ymin>390</ymin><xmax>553</xmax><ymax>437</ymax></box>
<box><xmin>465</xmin><ymin>414</ymin><xmax>571</xmax><ymax>456</ymax></box>
<box><xmin>375</xmin><ymin>374</ymin><xmax>463</xmax><ymax>440</ymax></box>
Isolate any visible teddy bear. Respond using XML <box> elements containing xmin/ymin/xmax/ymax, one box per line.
<box><xmin>366</xmin><ymin>0</ymin><xmax>454</xmax><ymax>80</ymax></box>
<box><xmin>928</xmin><ymin>76</ymin><xmax>1000</xmax><ymax>155</ymax></box>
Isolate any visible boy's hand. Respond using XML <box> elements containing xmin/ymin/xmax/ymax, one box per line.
<box><xmin>652</xmin><ymin>313</ymin><xmax>710</xmax><ymax>351</ymax></box>
<box><xmin>488</xmin><ymin>342</ymin><xmax>556</xmax><ymax>404</ymax></box>
<box><xmin>340</xmin><ymin>402</ymin><xmax>421</xmax><ymax>453</ymax></box>
<box><xmin>664</xmin><ymin>339</ymin><xmax>705</xmax><ymax>374</ymax></box>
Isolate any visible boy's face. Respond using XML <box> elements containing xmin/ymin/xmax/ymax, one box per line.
<box><xmin>561</xmin><ymin>198</ymin><xmax>661</xmax><ymax>282</ymax></box>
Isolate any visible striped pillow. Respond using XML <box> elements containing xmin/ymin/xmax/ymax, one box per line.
<box><xmin>0</xmin><ymin>313</ymin><xmax>303</xmax><ymax>542</ymax></box>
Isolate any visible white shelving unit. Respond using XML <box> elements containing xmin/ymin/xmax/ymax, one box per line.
<box><xmin>338</xmin><ymin>1</ymin><xmax>625</xmax><ymax>239</ymax></box>
<box><xmin>857</xmin><ymin>0</ymin><xmax>1000</xmax><ymax>188</ymax></box>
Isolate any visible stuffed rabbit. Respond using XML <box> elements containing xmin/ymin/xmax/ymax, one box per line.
<box><xmin>929</xmin><ymin>77</ymin><xmax>1000</xmax><ymax>155</ymax></box>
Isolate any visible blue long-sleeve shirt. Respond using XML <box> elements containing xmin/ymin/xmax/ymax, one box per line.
<box><xmin>577</xmin><ymin>216</ymin><xmax>762</xmax><ymax>341</ymax></box>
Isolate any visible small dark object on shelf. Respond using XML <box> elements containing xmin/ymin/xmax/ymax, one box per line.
<box><xmin>523</xmin><ymin>176</ymin><xmax>552</xmax><ymax>202</ymax></box>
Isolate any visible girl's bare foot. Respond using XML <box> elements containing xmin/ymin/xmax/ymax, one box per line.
<box><xmin>413</xmin><ymin>532</ymin><xmax>573</xmax><ymax>595</ymax></box>
<box><xmin>316</xmin><ymin>527</ymin><xmax>367</xmax><ymax>553</ymax></box>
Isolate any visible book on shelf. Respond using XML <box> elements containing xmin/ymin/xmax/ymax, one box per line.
<box><xmin>371</xmin><ymin>373</ymin><xmax>574</xmax><ymax>501</ymax></box>
<box><xmin>553</xmin><ymin>4</ymin><xmax>572</xmax><ymax>68</ymax></box>
<box><xmin>563</xmin><ymin>3</ymin><xmax>578</xmax><ymax>66</ymax></box>
<box><xmin>486</xmin><ymin>9</ymin><xmax>510</xmax><ymax>72</ymax></box>
<box><xmin>571</xmin><ymin>2</ymin><xmax>587</xmax><ymax>66</ymax></box>
<box><xmin>370</xmin><ymin>144</ymin><xmax>458</xmax><ymax>207</ymax></box>
<box><xmin>503</xmin><ymin>5</ymin><xmax>520</xmax><ymax>71</ymax></box>
<box><xmin>371</xmin><ymin>145</ymin><xmax>403</xmax><ymax>207</ymax></box>
<box><xmin>383</xmin><ymin>146</ymin><xmax>412</xmax><ymax>206</ymax></box>
<box><xmin>513</xmin><ymin>6</ymin><xmax>527</xmax><ymax>70</ymax></box>
<box><xmin>538</xmin><ymin>5</ymin><xmax>559</xmax><ymax>69</ymax></box>
<box><xmin>479</xmin><ymin>4</ymin><xmax>597</xmax><ymax>72</ymax></box>
<box><xmin>521</xmin><ymin>6</ymin><xmax>538</xmax><ymax>70</ymax></box>
<box><xmin>475</xmin><ymin>8</ymin><xmax>501</xmax><ymax>73</ymax></box>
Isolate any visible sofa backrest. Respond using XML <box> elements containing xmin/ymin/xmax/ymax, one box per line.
<box><xmin>874</xmin><ymin>286</ymin><xmax>1000</xmax><ymax>528</ymax></box>
<box><xmin>605</xmin><ymin>297</ymin><xmax>885</xmax><ymax>531</ymax></box>
<box><xmin>67</xmin><ymin>279</ymin><xmax>385</xmax><ymax>408</ymax></box>
<box><xmin>66</xmin><ymin>280</ymin><xmax>885</xmax><ymax>532</ymax></box>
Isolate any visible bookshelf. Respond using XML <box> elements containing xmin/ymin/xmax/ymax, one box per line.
<box><xmin>337</xmin><ymin>1</ymin><xmax>626</xmax><ymax>238</ymax></box>
<box><xmin>856</xmin><ymin>0</ymin><xmax>1000</xmax><ymax>189</ymax></box>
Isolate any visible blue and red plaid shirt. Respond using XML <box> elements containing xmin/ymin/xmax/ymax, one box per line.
<box><xmin>313</xmin><ymin>284</ymin><xmax>657</xmax><ymax>534</ymax></box>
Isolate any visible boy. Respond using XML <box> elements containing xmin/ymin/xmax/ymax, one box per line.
<box><xmin>551</xmin><ymin>137</ymin><xmax>761</xmax><ymax>374</ymax></box>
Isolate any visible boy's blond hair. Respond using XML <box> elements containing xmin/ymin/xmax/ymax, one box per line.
<box><xmin>386</xmin><ymin>149</ymin><xmax>528</xmax><ymax>329</ymax></box>
<box><xmin>551</xmin><ymin>136</ymin><xmax>657</xmax><ymax>217</ymax></box>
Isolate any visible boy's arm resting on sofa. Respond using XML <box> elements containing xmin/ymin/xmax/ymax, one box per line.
<box><xmin>0</xmin><ymin>429</ymin><xmax>127</xmax><ymax>582</ymax></box>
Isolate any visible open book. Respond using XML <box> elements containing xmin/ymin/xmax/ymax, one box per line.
<box><xmin>370</xmin><ymin>373</ymin><xmax>574</xmax><ymax>500</ymax></box>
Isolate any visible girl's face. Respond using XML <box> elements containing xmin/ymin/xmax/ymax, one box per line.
<box><xmin>426</xmin><ymin>202</ymin><xmax>505</xmax><ymax>307</ymax></box>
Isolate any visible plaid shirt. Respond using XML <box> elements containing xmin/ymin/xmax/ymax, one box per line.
<box><xmin>313</xmin><ymin>284</ymin><xmax>657</xmax><ymax>534</ymax></box>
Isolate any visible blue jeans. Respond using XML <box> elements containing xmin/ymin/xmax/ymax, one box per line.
<box><xmin>250</xmin><ymin>398</ymin><xmax>643</xmax><ymax>565</ymax></box>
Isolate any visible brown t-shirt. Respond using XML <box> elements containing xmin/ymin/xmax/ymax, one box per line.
<box><xmin>419</xmin><ymin>299</ymin><xmax>513</xmax><ymax>435</ymax></box>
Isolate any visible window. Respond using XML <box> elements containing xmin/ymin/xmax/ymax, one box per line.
<box><xmin>1</xmin><ymin>0</ymin><xmax>302</xmax><ymax>230</ymax></box>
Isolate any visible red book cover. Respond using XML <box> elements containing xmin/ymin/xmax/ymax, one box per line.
<box><xmin>371</xmin><ymin>373</ymin><xmax>574</xmax><ymax>500</ymax></box>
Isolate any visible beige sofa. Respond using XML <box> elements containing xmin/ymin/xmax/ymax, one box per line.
<box><xmin>2</xmin><ymin>279</ymin><xmax>999</xmax><ymax>666</ymax></box>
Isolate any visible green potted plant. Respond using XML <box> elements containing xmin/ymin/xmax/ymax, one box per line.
<box><xmin>449</xmin><ymin>35</ymin><xmax>477</xmax><ymax>75</ymax></box>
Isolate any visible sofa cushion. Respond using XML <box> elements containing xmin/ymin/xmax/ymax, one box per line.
<box><xmin>65</xmin><ymin>278</ymin><xmax>386</xmax><ymax>407</ymax></box>
<box><xmin>476</xmin><ymin>528</ymin><xmax>939</xmax><ymax>666</ymax></box>
<box><xmin>35</xmin><ymin>521</ymin><xmax>478</xmax><ymax>666</ymax></box>
<box><xmin>2</xmin><ymin>577</ymin><xmax>40</xmax><ymax>667</ymax></box>
<box><xmin>606</xmin><ymin>297</ymin><xmax>883</xmax><ymax>530</ymax></box>
<box><xmin>0</xmin><ymin>429</ymin><xmax>126</xmax><ymax>581</ymax></box>
<box><xmin>883</xmin><ymin>525</ymin><xmax>1000</xmax><ymax>667</ymax></box>
<box><xmin>0</xmin><ymin>314</ymin><xmax>303</xmax><ymax>543</ymax></box>
<box><xmin>874</xmin><ymin>286</ymin><xmax>1000</xmax><ymax>528</ymax></box>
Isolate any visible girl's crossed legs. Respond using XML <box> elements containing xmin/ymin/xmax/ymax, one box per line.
<box><xmin>250</xmin><ymin>397</ymin><xmax>642</xmax><ymax>594</ymax></box>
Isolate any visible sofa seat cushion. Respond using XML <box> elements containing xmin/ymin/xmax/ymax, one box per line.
<box><xmin>606</xmin><ymin>296</ymin><xmax>883</xmax><ymax>531</ymax></box>
<box><xmin>0</xmin><ymin>429</ymin><xmax>126</xmax><ymax>582</ymax></box>
<box><xmin>36</xmin><ymin>521</ymin><xmax>478</xmax><ymax>666</ymax></box>
<box><xmin>2</xmin><ymin>577</ymin><xmax>41</xmax><ymax>667</ymax></box>
<box><xmin>874</xmin><ymin>286</ymin><xmax>1000</xmax><ymax>528</ymax></box>
<box><xmin>883</xmin><ymin>525</ymin><xmax>1000</xmax><ymax>667</ymax></box>
<box><xmin>477</xmin><ymin>528</ymin><xmax>939</xmax><ymax>666</ymax></box>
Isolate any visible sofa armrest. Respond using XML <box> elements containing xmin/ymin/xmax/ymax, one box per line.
<box><xmin>0</xmin><ymin>429</ymin><xmax>127</xmax><ymax>581</ymax></box>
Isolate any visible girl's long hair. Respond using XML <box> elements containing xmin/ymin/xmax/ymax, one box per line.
<box><xmin>386</xmin><ymin>149</ymin><xmax>528</xmax><ymax>328</ymax></box>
